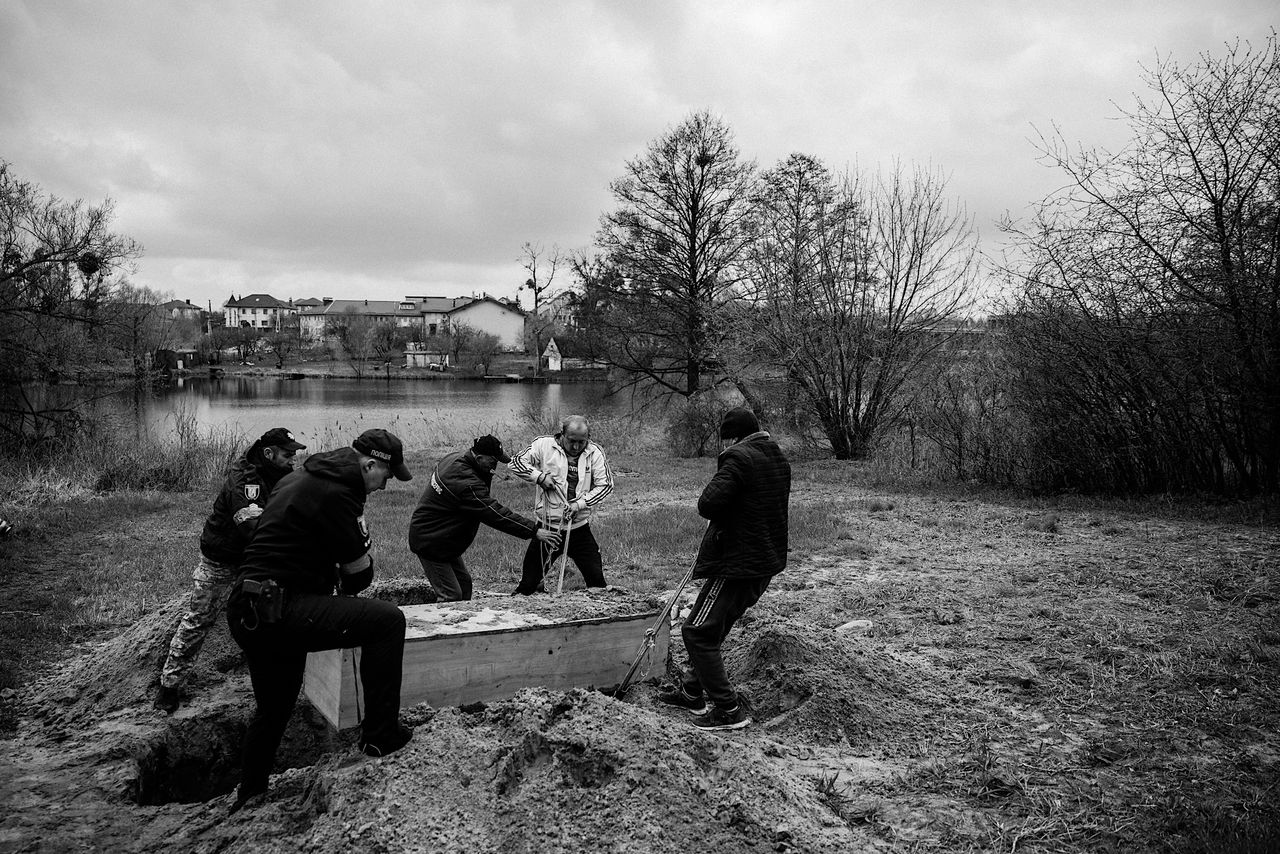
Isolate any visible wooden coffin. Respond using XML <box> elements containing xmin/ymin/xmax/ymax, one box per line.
<box><xmin>302</xmin><ymin>601</ymin><xmax>669</xmax><ymax>730</ymax></box>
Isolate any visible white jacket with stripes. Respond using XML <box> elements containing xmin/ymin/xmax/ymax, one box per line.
<box><xmin>509</xmin><ymin>435</ymin><xmax>614</xmax><ymax>529</ymax></box>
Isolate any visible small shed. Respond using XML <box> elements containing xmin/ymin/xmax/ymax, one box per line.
<box><xmin>541</xmin><ymin>337</ymin><xmax>563</xmax><ymax>372</ymax></box>
<box><xmin>405</xmin><ymin>341</ymin><xmax>450</xmax><ymax>370</ymax></box>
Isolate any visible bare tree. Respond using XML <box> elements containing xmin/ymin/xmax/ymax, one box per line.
<box><xmin>325</xmin><ymin>309</ymin><xmax>385</xmax><ymax>379</ymax></box>
<box><xmin>465</xmin><ymin>332</ymin><xmax>503</xmax><ymax>376</ymax></box>
<box><xmin>739</xmin><ymin>154</ymin><xmax>979</xmax><ymax>459</ymax></box>
<box><xmin>96</xmin><ymin>283</ymin><xmax>171</xmax><ymax>379</ymax></box>
<box><xmin>263</xmin><ymin>328</ymin><xmax>300</xmax><ymax>369</ymax></box>
<box><xmin>519</xmin><ymin>241</ymin><xmax>563</xmax><ymax>375</ymax></box>
<box><xmin>1004</xmin><ymin>34</ymin><xmax>1280</xmax><ymax>493</ymax></box>
<box><xmin>444</xmin><ymin>321</ymin><xmax>480</xmax><ymax>368</ymax></box>
<box><xmin>591</xmin><ymin>110</ymin><xmax>757</xmax><ymax>399</ymax></box>
<box><xmin>1</xmin><ymin>162</ymin><xmax>142</xmax><ymax>443</ymax></box>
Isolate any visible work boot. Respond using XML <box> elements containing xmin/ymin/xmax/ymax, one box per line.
<box><xmin>228</xmin><ymin>781</ymin><xmax>267</xmax><ymax>814</ymax></box>
<box><xmin>153</xmin><ymin>684</ymin><xmax>181</xmax><ymax>714</ymax></box>
<box><xmin>360</xmin><ymin>723</ymin><xmax>414</xmax><ymax>758</ymax></box>
<box><xmin>694</xmin><ymin>704</ymin><xmax>751</xmax><ymax>731</ymax></box>
<box><xmin>656</xmin><ymin>684</ymin><xmax>708</xmax><ymax>716</ymax></box>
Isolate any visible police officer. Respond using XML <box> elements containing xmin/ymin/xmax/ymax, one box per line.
<box><xmin>226</xmin><ymin>428</ymin><xmax>414</xmax><ymax>811</ymax></box>
<box><xmin>407</xmin><ymin>435</ymin><xmax>561</xmax><ymax>601</ymax></box>
<box><xmin>155</xmin><ymin>427</ymin><xmax>305</xmax><ymax>713</ymax></box>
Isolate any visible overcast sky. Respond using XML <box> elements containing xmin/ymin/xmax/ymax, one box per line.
<box><xmin>2</xmin><ymin>1</ymin><xmax>1275</xmax><ymax>312</ymax></box>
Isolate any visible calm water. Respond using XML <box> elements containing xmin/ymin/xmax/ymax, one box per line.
<box><xmin>102</xmin><ymin>377</ymin><xmax>623</xmax><ymax>451</ymax></box>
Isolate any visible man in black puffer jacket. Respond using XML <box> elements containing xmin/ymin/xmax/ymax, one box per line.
<box><xmin>155</xmin><ymin>427</ymin><xmax>305</xmax><ymax>713</ymax></box>
<box><xmin>408</xmin><ymin>434</ymin><xmax>561</xmax><ymax>600</ymax></box>
<box><xmin>659</xmin><ymin>407</ymin><xmax>791</xmax><ymax>731</ymax></box>
<box><xmin>226</xmin><ymin>429</ymin><xmax>414</xmax><ymax>812</ymax></box>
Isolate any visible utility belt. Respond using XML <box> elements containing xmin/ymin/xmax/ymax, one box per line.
<box><xmin>235</xmin><ymin>578</ymin><xmax>284</xmax><ymax>630</ymax></box>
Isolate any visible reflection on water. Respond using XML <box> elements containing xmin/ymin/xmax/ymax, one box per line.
<box><xmin>84</xmin><ymin>377</ymin><xmax>621</xmax><ymax>451</ymax></box>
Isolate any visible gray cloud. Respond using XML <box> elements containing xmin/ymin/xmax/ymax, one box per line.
<box><xmin>2</xmin><ymin>0</ymin><xmax>1275</xmax><ymax>309</ymax></box>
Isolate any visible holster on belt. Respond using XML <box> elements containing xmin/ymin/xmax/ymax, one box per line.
<box><xmin>239</xmin><ymin>578</ymin><xmax>283</xmax><ymax>628</ymax></box>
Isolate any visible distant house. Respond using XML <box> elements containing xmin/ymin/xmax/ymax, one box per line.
<box><xmin>298</xmin><ymin>294</ymin><xmax>529</xmax><ymax>350</ymax></box>
<box><xmin>447</xmin><ymin>296</ymin><xmax>527</xmax><ymax>350</ymax></box>
<box><xmin>538</xmin><ymin>291</ymin><xmax>579</xmax><ymax>331</ymax></box>
<box><xmin>223</xmin><ymin>293</ymin><xmax>292</xmax><ymax>330</ymax></box>
<box><xmin>158</xmin><ymin>299</ymin><xmax>204</xmax><ymax>321</ymax></box>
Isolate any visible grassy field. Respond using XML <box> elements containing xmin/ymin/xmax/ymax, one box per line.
<box><xmin>0</xmin><ymin>448</ymin><xmax>839</xmax><ymax>709</ymax></box>
<box><xmin>2</xmin><ymin>433</ymin><xmax>1278</xmax><ymax>850</ymax></box>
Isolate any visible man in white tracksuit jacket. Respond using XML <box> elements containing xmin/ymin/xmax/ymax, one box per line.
<box><xmin>508</xmin><ymin>414</ymin><xmax>614</xmax><ymax>594</ymax></box>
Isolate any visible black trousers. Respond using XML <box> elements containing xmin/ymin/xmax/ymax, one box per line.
<box><xmin>515</xmin><ymin>522</ymin><xmax>606</xmax><ymax>594</ymax></box>
<box><xmin>417</xmin><ymin>553</ymin><xmax>472</xmax><ymax>601</ymax></box>
<box><xmin>681</xmin><ymin>575</ymin><xmax>771</xmax><ymax>710</ymax></box>
<box><xmin>227</xmin><ymin>585</ymin><xmax>406</xmax><ymax>793</ymax></box>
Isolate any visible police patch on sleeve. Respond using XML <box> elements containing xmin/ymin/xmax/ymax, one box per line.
<box><xmin>244</xmin><ymin>484</ymin><xmax>261</xmax><ymax>501</ymax></box>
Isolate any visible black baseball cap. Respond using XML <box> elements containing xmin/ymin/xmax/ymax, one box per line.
<box><xmin>353</xmin><ymin>429</ymin><xmax>412</xmax><ymax>481</ymax></box>
<box><xmin>259</xmin><ymin>427</ymin><xmax>306</xmax><ymax>451</ymax></box>
<box><xmin>471</xmin><ymin>434</ymin><xmax>511</xmax><ymax>464</ymax></box>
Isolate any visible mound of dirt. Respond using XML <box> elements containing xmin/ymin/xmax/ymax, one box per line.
<box><xmin>27</xmin><ymin>597</ymin><xmax>243</xmax><ymax>731</ymax></box>
<box><xmin>727</xmin><ymin>620</ymin><xmax>963</xmax><ymax>748</ymax></box>
<box><xmin>177</xmin><ymin>687</ymin><xmax>878</xmax><ymax>852</ymax></box>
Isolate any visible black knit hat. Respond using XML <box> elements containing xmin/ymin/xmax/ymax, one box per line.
<box><xmin>719</xmin><ymin>407</ymin><xmax>760</xmax><ymax>440</ymax></box>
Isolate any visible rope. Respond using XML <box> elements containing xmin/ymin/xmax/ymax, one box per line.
<box><xmin>533</xmin><ymin>473</ymin><xmax>573</xmax><ymax>594</ymax></box>
<box><xmin>553</xmin><ymin>517</ymin><xmax>573</xmax><ymax>596</ymax></box>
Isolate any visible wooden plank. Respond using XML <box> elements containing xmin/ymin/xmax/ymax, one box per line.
<box><xmin>303</xmin><ymin>611</ymin><xmax>669</xmax><ymax>730</ymax></box>
<box><xmin>301</xmin><ymin>647</ymin><xmax>362</xmax><ymax>730</ymax></box>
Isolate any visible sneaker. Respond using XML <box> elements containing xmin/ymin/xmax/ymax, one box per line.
<box><xmin>656</xmin><ymin>685</ymin><xmax>708</xmax><ymax>716</ymax></box>
<box><xmin>360</xmin><ymin>723</ymin><xmax>414</xmax><ymax>758</ymax></box>
<box><xmin>153</xmin><ymin>684</ymin><xmax>181</xmax><ymax>714</ymax></box>
<box><xmin>694</xmin><ymin>704</ymin><xmax>751</xmax><ymax>731</ymax></box>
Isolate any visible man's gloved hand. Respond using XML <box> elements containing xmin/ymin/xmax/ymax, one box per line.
<box><xmin>339</xmin><ymin>555</ymin><xmax>374</xmax><ymax>595</ymax></box>
<box><xmin>233</xmin><ymin>503</ymin><xmax>264</xmax><ymax>525</ymax></box>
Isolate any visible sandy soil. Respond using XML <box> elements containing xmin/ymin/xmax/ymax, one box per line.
<box><xmin>1</xmin><ymin>487</ymin><xmax>1277</xmax><ymax>853</ymax></box>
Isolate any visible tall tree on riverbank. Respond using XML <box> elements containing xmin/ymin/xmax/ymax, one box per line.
<box><xmin>1004</xmin><ymin>34</ymin><xmax>1280</xmax><ymax>494</ymax></box>
<box><xmin>590</xmin><ymin>110</ymin><xmax>756</xmax><ymax>399</ymax></box>
<box><xmin>0</xmin><ymin>161</ymin><xmax>142</xmax><ymax>444</ymax></box>
<box><xmin>736</xmin><ymin>154</ymin><xmax>979</xmax><ymax>459</ymax></box>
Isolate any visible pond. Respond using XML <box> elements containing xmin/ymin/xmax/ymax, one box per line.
<box><xmin>80</xmin><ymin>376</ymin><xmax>634</xmax><ymax>452</ymax></box>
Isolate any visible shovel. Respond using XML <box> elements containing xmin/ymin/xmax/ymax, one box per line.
<box><xmin>604</xmin><ymin>560</ymin><xmax>697</xmax><ymax>698</ymax></box>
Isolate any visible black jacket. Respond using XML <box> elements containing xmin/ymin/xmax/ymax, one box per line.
<box><xmin>408</xmin><ymin>450</ymin><xmax>540</xmax><ymax>560</ymax></box>
<box><xmin>199</xmin><ymin>443</ymin><xmax>290</xmax><ymax>565</ymax></box>
<box><xmin>237</xmin><ymin>447</ymin><xmax>373</xmax><ymax>595</ymax></box>
<box><xmin>694</xmin><ymin>432</ymin><xmax>791</xmax><ymax>580</ymax></box>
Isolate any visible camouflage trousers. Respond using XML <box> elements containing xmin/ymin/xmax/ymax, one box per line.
<box><xmin>159</xmin><ymin>554</ymin><xmax>238</xmax><ymax>689</ymax></box>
